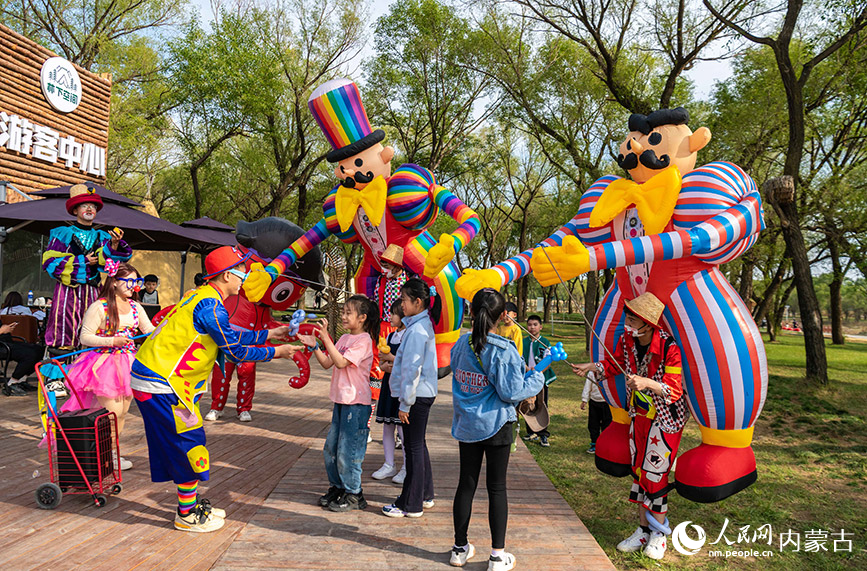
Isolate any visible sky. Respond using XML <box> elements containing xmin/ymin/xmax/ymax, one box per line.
<box><xmin>189</xmin><ymin>0</ymin><xmax>732</xmax><ymax>100</ymax></box>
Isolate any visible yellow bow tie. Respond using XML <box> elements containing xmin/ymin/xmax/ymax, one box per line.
<box><xmin>589</xmin><ymin>166</ymin><xmax>682</xmax><ymax>235</ymax></box>
<box><xmin>335</xmin><ymin>175</ymin><xmax>388</xmax><ymax>233</ymax></box>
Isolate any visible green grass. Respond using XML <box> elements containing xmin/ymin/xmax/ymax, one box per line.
<box><xmin>526</xmin><ymin>328</ymin><xmax>867</xmax><ymax>570</ymax></box>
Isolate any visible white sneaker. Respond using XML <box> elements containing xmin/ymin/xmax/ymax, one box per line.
<box><xmin>174</xmin><ymin>505</ymin><xmax>225</xmax><ymax>533</ymax></box>
<box><xmin>371</xmin><ymin>463</ymin><xmax>398</xmax><ymax>480</ymax></box>
<box><xmin>381</xmin><ymin>503</ymin><xmax>422</xmax><ymax>518</ymax></box>
<box><xmin>643</xmin><ymin>531</ymin><xmax>667</xmax><ymax>560</ymax></box>
<box><xmin>367</xmin><ymin>434</ymin><xmax>372</xmax><ymax>443</ymax></box>
<box><xmin>119</xmin><ymin>457</ymin><xmax>133</xmax><ymax>470</ymax></box>
<box><xmin>204</xmin><ymin>409</ymin><xmax>222</xmax><ymax>421</ymax></box>
<box><xmin>449</xmin><ymin>543</ymin><xmax>475</xmax><ymax>567</ymax></box>
<box><xmin>392</xmin><ymin>466</ymin><xmax>406</xmax><ymax>484</ymax></box>
<box><xmin>617</xmin><ymin>526</ymin><xmax>650</xmax><ymax>553</ymax></box>
<box><xmin>423</xmin><ymin>499</ymin><xmax>435</xmax><ymax>509</ymax></box>
<box><xmin>238</xmin><ymin>411</ymin><xmax>252</xmax><ymax>422</ymax></box>
<box><xmin>487</xmin><ymin>552</ymin><xmax>515</xmax><ymax>571</ymax></box>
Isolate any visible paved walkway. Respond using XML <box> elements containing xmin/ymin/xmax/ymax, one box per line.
<box><xmin>0</xmin><ymin>361</ymin><xmax>613</xmax><ymax>570</ymax></box>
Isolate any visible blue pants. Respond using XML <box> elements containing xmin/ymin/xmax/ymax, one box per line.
<box><xmin>324</xmin><ymin>403</ymin><xmax>371</xmax><ymax>494</ymax></box>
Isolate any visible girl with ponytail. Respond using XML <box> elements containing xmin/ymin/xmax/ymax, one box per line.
<box><xmin>382</xmin><ymin>278</ymin><xmax>439</xmax><ymax>518</ymax></box>
<box><xmin>446</xmin><ymin>288</ymin><xmax>546</xmax><ymax>570</ymax></box>
<box><xmin>63</xmin><ymin>262</ymin><xmax>156</xmax><ymax>471</ymax></box>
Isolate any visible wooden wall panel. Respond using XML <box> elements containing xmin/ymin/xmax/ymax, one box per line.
<box><xmin>0</xmin><ymin>24</ymin><xmax>112</xmax><ymax>203</ymax></box>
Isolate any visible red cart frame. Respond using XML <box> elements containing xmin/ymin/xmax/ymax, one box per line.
<box><xmin>34</xmin><ymin>358</ymin><xmax>123</xmax><ymax>509</ymax></box>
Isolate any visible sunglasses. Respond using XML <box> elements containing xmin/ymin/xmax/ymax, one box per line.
<box><xmin>228</xmin><ymin>268</ymin><xmax>248</xmax><ymax>283</ymax></box>
<box><xmin>117</xmin><ymin>278</ymin><xmax>145</xmax><ymax>289</ymax></box>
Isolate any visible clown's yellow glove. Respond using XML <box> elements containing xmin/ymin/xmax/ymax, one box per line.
<box><xmin>243</xmin><ymin>262</ymin><xmax>278</xmax><ymax>303</ymax></box>
<box><xmin>455</xmin><ymin>268</ymin><xmax>503</xmax><ymax>301</ymax></box>
<box><xmin>424</xmin><ymin>233</ymin><xmax>457</xmax><ymax>278</ymax></box>
<box><xmin>530</xmin><ymin>236</ymin><xmax>590</xmax><ymax>286</ymax></box>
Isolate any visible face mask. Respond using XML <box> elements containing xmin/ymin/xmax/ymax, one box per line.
<box><xmin>624</xmin><ymin>324</ymin><xmax>642</xmax><ymax>337</ymax></box>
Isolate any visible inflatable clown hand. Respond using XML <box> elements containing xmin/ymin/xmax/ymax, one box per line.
<box><xmin>243</xmin><ymin>262</ymin><xmax>278</xmax><ymax>303</ymax></box>
<box><xmin>455</xmin><ymin>268</ymin><xmax>503</xmax><ymax>301</ymax></box>
<box><xmin>525</xmin><ymin>342</ymin><xmax>568</xmax><ymax>378</ymax></box>
<box><xmin>424</xmin><ymin>233</ymin><xmax>457</xmax><ymax>278</ymax></box>
<box><xmin>530</xmin><ymin>236</ymin><xmax>589</xmax><ymax>286</ymax></box>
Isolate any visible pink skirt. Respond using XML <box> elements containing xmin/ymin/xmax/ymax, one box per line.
<box><xmin>64</xmin><ymin>349</ymin><xmax>135</xmax><ymax>409</ymax></box>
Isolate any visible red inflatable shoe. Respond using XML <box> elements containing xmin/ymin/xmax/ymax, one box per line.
<box><xmin>594</xmin><ymin>417</ymin><xmax>632</xmax><ymax>478</ymax></box>
<box><xmin>675</xmin><ymin>443</ymin><xmax>757</xmax><ymax>503</ymax></box>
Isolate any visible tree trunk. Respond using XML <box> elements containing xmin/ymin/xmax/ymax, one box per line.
<box><xmin>753</xmin><ymin>257</ymin><xmax>789</xmax><ymax>327</ymax></box>
<box><xmin>765</xmin><ymin>176</ymin><xmax>828</xmax><ymax>383</ymax></box>
<box><xmin>298</xmin><ymin>182</ymin><xmax>309</xmax><ymax>224</ymax></box>
<box><xmin>190</xmin><ymin>165</ymin><xmax>202</xmax><ymax>219</ymax></box>
<box><xmin>515</xmin><ymin>276</ymin><xmax>528</xmax><ymax>322</ymax></box>
<box><xmin>738</xmin><ymin>256</ymin><xmax>754</xmax><ymax>308</ymax></box>
<box><xmin>826</xmin><ymin>224</ymin><xmax>845</xmax><ymax>345</ymax></box>
<box><xmin>584</xmin><ymin>272</ymin><xmax>599</xmax><ymax>352</ymax></box>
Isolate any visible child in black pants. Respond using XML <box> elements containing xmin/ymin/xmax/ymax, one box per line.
<box><xmin>581</xmin><ymin>371</ymin><xmax>612</xmax><ymax>454</ymax></box>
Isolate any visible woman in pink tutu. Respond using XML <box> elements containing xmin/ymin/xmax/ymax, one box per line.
<box><xmin>64</xmin><ymin>261</ymin><xmax>155</xmax><ymax>470</ymax></box>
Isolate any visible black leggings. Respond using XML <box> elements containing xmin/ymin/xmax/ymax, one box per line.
<box><xmin>453</xmin><ymin>438</ymin><xmax>511</xmax><ymax>549</ymax></box>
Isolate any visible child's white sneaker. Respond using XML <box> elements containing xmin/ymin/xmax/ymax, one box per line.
<box><xmin>487</xmin><ymin>552</ymin><xmax>515</xmax><ymax>571</ymax></box>
<box><xmin>616</xmin><ymin>526</ymin><xmax>650</xmax><ymax>552</ymax></box>
<box><xmin>643</xmin><ymin>531</ymin><xmax>667</xmax><ymax>560</ymax></box>
<box><xmin>423</xmin><ymin>498</ymin><xmax>435</xmax><ymax>509</ymax></box>
<box><xmin>372</xmin><ymin>463</ymin><xmax>398</xmax><ymax>480</ymax></box>
<box><xmin>204</xmin><ymin>409</ymin><xmax>222</xmax><ymax>421</ymax></box>
<box><xmin>238</xmin><ymin>411</ymin><xmax>252</xmax><ymax>422</ymax></box>
<box><xmin>392</xmin><ymin>465</ymin><xmax>406</xmax><ymax>484</ymax></box>
<box><xmin>449</xmin><ymin>543</ymin><xmax>474</xmax><ymax>567</ymax></box>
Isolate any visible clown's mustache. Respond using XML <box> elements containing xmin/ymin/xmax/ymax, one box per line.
<box><xmin>340</xmin><ymin>170</ymin><xmax>375</xmax><ymax>188</ymax></box>
<box><xmin>616</xmin><ymin>150</ymin><xmax>671</xmax><ymax>171</ymax></box>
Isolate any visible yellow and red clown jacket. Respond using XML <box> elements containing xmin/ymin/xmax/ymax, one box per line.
<box><xmin>131</xmin><ymin>284</ymin><xmax>275</xmax><ymax>413</ymax></box>
<box><xmin>598</xmin><ymin>328</ymin><xmax>687</xmax><ymax>434</ymax></box>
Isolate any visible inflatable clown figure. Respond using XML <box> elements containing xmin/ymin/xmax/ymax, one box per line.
<box><xmin>243</xmin><ymin>78</ymin><xmax>480</xmax><ymax>370</ymax></box>
<box><xmin>457</xmin><ymin>108</ymin><xmax>767</xmax><ymax>503</ymax></box>
<box><xmin>205</xmin><ymin>218</ymin><xmax>325</xmax><ymax>422</ymax></box>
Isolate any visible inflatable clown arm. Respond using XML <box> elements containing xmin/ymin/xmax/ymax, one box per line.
<box><xmin>430</xmin><ymin>185</ymin><xmax>481</xmax><ymax>253</ymax></box>
<box><xmin>486</xmin><ymin>176</ymin><xmax>619</xmax><ymax>286</ymax></box>
<box><xmin>584</xmin><ymin>189</ymin><xmax>764</xmax><ymax>272</ymax></box>
<box><xmin>269</xmin><ymin>218</ymin><xmax>332</xmax><ymax>276</ymax></box>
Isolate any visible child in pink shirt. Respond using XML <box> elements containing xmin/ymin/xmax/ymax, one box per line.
<box><xmin>300</xmin><ymin>295</ymin><xmax>379</xmax><ymax>512</ymax></box>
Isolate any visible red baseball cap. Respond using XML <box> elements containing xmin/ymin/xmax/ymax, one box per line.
<box><xmin>203</xmin><ymin>246</ymin><xmax>251</xmax><ymax>279</ymax></box>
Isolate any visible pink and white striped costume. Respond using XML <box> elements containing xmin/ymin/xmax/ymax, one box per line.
<box><xmin>492</xmin><ymin>161</ymin><xmax>768</xmax><ymax>503</ymax></box>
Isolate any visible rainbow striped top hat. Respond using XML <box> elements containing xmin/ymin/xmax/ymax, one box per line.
<box><xmin>308</xmin><ymin>78</ymin><xmax>385</xmax><ymax>163</ymax></box>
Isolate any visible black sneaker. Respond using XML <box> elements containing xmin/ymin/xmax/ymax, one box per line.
<box><xmin>318</xmin><ymin>486</ymin><xmax>343</xmax><ymax>507</ymax></box>
<box><xmin>539</xmin><ymin>436</ymin><xmax>550</xmax><ymax>447</ymax></box>
<box><xmin>328</xmin><ymin>491</ymin><xmax>368</xmax><ymax>512</ymax></box>
<box><xmin>6</xmin><ymin>383</ymin><xmax>26</xmax><ymax>396</ymax></box>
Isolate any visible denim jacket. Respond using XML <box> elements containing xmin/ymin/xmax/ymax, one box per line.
<box><xmin>450</xmin><ymin>332</ymin><xmax>545</xmax><ymax>443</ymax></box>
<box><xmin>390</xmin><ymin>309</ymin><xmax>437</xmax><ymax>412</ymax></box>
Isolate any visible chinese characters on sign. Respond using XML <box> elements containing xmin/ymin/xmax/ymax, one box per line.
<box><xmin>40</xmin><ymin>56</ymin><xmax>83</xmax><ymax>113</ymax></box>
<box><xmin>0</xmin><ymin>111</ymin><xmax>105</xmax><ymax>176</ymax></box>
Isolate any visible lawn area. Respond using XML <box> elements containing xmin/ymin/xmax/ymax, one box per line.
<box><xmin>525</xmin><ymin>323</ymin><xmax>867</xmax><ymax>570</ymax></box>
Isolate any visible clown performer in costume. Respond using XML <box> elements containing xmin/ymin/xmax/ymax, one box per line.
<box><xmin>573</xmin><ymin>293</ymin><xmax>687</xmax><ymax>560</ymax></box>
<box><xmin>130</xmin><ymin>246</ymin><xmax>300</xmax><ymax>533</ymax></box>
<box><xmin>457</xmin><ymin>108</ymin><xmax>767</xmax><ymax>503</ymax></box>
<box><xmin>243</xmin><ymin>78</ymin><xmax>480</xmax><ymax>374</ymax></box>
<box><xmin>42</xmin><ymin>183</ymin><xmax>132</xmax><ymax>349</ymax></box>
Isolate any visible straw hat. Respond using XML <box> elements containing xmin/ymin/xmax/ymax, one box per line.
<box><xmin>381</xmin><ymin>244</ymin><xmax>404</xmax><ymax>267</ymax></box>
<box><xmin>518</xmin><ymin>393</ymin><xmax>549</xmax><ymax>433</ymax></box>
<box><xmin>624</xmin><ymin>292</ymin><xmax>665</xmax><ymax>327</ymax></box>
<box><xmin>66</xmin><ymin>183</ymin><xmax>103</xmax><ymax>214</ymax></box>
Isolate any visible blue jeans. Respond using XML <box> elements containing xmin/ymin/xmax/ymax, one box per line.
<box><xmin>323</xmin><ymin>403</ymin><xmax>371</xmax><ymax>494</ymax></box>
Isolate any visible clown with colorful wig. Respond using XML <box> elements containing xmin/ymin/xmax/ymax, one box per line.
<box><xmin>243</xmin><ymin>78</ymin><xmax>480</xmax><ymax>373</ymax></box>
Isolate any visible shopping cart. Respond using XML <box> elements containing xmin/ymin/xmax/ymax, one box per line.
<box><xmin>34</xmin><ymin>357</ymin><xmax>123</xmax><ymax>509</ymax></box>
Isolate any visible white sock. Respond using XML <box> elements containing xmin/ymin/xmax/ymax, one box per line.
<box><xmin>491</xmin><ymin>549</ymin><xmax>504</xmax><ymax>558</ymax></box>
<box><xmin>454</xmin><ymin>543</ymin><xmax>469</xmax><ymax>551</ymax></box>
<box><xmin>382</xmin><ymin>423</ymin><xmax>396</xmax><ymax>466</ymax></box>
<box><xmin>8</xmin><ymin>377</ymin><xmax>22</xmax><ymax>385</ymax></box>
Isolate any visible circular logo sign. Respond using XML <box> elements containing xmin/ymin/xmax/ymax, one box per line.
<box><xmin>40</xmin><ymin>57</ymin><xmax>82</xmax><ymax>113</ymax></box>
<box><xmin>672</xmin><ymin>521</ymin><xmax>707</xmax><ymax>555</ymax></box>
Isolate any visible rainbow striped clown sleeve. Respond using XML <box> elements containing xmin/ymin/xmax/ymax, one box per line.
<box><xmin>42</xmin><ymin>227</ymin><xmax>87</xmax><ymax>286</ymax></box>
<box><xmin>97</xmin><ymin>229</ymin><xmax>132</xmax><ymax>265</ymax></box>
<box><xmin>431</xmin><ymin>185</ymin><xmax>480</xmax><ymax>253</ymax></box>
<box><xmin>489</xmin><ymin>175</ymin><xmax>620</xmax><ymax>285</ymax></box>
<box><xmin>269</xmin><ymin>218</ymin><xmax>332</xmax><ymax>275</ymax></box>
<box><xmin>583</xmin><ymin>162</ymin><xmax>764</xmax><ymax>271</ymax></box>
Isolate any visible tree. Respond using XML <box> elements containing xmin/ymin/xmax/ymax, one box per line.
<box><xmin>705</xmin><ymin>0</ymin><xmax>867</xmax><ymax>382</ymax></box>
<box><xmin>1</xmin><ymin>0</ymin><xmax>185</xmax><ymax>70</ymax></box>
